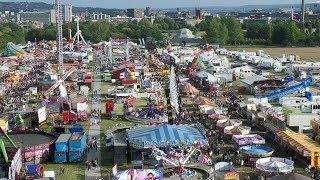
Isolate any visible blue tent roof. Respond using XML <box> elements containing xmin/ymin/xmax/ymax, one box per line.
<box><xmin>141</xmin><ymin>80</ymin><xmax>152</xmax><ymax>88</ymax></box>
<box><xmin>127</xmin><ymin>124</ymin><xmax>207</xmax><ymax>149</ymax></box>
<box><xmin>26</xmin><ymin>164</ymin><xmax>39</xmax><ymax>174</ymax></box>
<box><xmin>70</xmin><ymin>124</ymin><xmax>84</xmax><ymax>133</ymax></box>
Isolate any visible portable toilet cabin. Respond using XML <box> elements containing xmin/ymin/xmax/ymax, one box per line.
<box><xmin>54</xmin><ymin>133</ymin><xmax>72</xmax><ymax>163</ymax></box>
<box><xmin>68</xmin><ymin>132</ymin><xmax>87</xmax><ymax>162</ymax></box>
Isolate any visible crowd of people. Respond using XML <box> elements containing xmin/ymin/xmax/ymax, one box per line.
<box><xmin>0</xmin><ymin>62</ymin><xmax>45</xmax><ymax>116</ymax></box>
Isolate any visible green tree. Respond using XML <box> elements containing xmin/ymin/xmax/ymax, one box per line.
<box><xmin>221</xmin><ymin>17</ymin><xmax>244</xmax><ymax>44</ymax></box>
<box><xmin>196</xmin><ymin>19</ymin><xmax>211</xmax><ymax>31</ymax></box>
<box><xmin>205</xmin><ymin>17</ymin><xmax>228</xmax><ymax>44</ymax></box>
<box><xmin>271</xmin><ymin>22</ymin><xmax>292</xmax><ymax>46</ymax></box>
<box><xmin>246</xmin><ymin>22</ymin><xmax>272</xmax><ymax>41</ymax></box>
<box><xmin>0</xmin><ymin>23</ymin><xmax>25</xmax><ymax>50</ymax></box>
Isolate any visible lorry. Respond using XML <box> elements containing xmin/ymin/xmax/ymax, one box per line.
<box><xmin>62</xmin><ymin>110</ymin><xmax>78</xmax><ymax>123</ymax></box>
<box><xmin>54</xmin><ymin>133</ymin><xmax>72</xmax><ymax>163</ymax></box>
<box><xmin>84</xmin><ymin>72</ymin><xmax>93</xmax><ymax>84</ymax></box>
<box><xmin>105</xmin><ymin>100</ymin><xmax>115</xmax><ymax>117</ymax></box>
<box><xmin>68</xmin><ymin>132</ymin><xmax>87</xmax><ymax>162</ymax></box>
<box><xmin>105</xmin><ymin>132</ymin><xmax>114</xmax><ymax>151</ymax></box>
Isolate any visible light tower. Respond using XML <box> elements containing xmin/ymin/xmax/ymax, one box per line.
<box><xmin>302</xmin><ymin>0</ymin><xmax>305</xmax><ymax>25</ymax></box>
<box><xmin>73</xmin><ymin>16</ymin><xmax>87</xmax><ymax>48</ymax></box>
<box><xmin>55</xmin><ymin>0</ymin><xmax>63</xmax><ymax>74</ymax></box>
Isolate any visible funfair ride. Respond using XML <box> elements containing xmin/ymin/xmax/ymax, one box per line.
<box><xmin>151</xmin><ymin>140</ymin><xmax>211</xmax><ymax>176</ymax></box>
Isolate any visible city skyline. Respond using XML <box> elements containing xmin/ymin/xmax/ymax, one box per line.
<box><xmin>5</xmin><ymin>0</ymin><xmax>304</xmax><ymax>8</ymax></box>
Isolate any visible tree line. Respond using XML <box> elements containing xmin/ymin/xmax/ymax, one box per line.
<box><xmin>25</xmin><ymin>17</ymin><xmax>193</xmax><ymax>43</ymax></box>
<box><xmin>0</xmin><ymin>23</ymin><xmax>25</xmax><ymax>50</ymax></box>
<box><xmin>197</xmin><ymin>17</ymin><xmax>320</xmax><ymax>46</ymax></box>
<box><xmin>1</xmin><ymin>17</ymin><xmax>320</xmax><ymax>51</ymax></box>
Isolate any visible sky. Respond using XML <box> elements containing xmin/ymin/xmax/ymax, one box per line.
<box><xmin>5</xmin><ymin>0</ymin><xmax>303</xmax><ymax>8</ymax></box>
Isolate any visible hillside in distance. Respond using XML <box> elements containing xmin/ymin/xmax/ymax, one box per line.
<box><xmin>0</xmin><ymin>1</ymin><xmax>126</xmax><ymax>16</ymax></box>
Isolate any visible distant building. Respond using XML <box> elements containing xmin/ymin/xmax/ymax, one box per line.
<box><xmin>17</xmin><ymin>10</ymin><xmax>56</xmax><ymax>25</ymax></box>
<box><xmin>241</xmin><ymin>18</ymin><xmax>270</xmax><ymax>25</ymax></box>
<box><xmin>309</xmin><ymin>3</ymin><xmax>320</xmax><ymax>13</ymax></box>
<box><xmin>195</xmin><ymin>9</ymin><xmax>203</xmax><ymax>19</ymax></box>
<box><xmin>64</xmin><ymin>4</ymin><xmax>73</xmax><ymax>22</ymax></box>
<box><xmin>0</xmin><ymin>10</ymin><xmax>16</xmax><ymax>23</ymax></box>
<box><xmin>186</xmin><ymin>19</ymin><xmax>202</xmax><ymax>27</ymax></box>
<box><xmin>127</xmin><ymin>8</ymin><xmax>144</xmax><ymax>18</ymax></box>
<box><xmin>165</xmin><ymin>11</ymin><xmax>181</xmax><ymax>19</ymax></box>
<box><xmin>49</xmin><ymin>9</ymin><xmax>56</xmax><ymax>24</ymax></box>
<box><xmin>91</xmin><ymin>13</ymin><xmax>111</xmax><ymax>22</ymax></box>
<box><xmin>145</xmin><ymin>7</ymin><xmax>151</xmax><ymax>16</ymax></box>
<box><xmin>109</xmin><ymin>15</ymin><xmax>132</xmax><ymax>23</ymax></box>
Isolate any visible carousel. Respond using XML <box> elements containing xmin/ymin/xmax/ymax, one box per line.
<box><xmin>239</xmin><ymin>145</ymin><xmax>274</xmax><ymax>165</ymax></box>
<box><xmin>232</xmin><ymin>134</ymin><xmax>266</xmax><ymax>146</ymax></box>
<box><xmin>125</xmin><ymin>102</ymin><xmax>166</xmax><ymax>123</ymax></box>
<box><xmin>152</xmin><ymin>141</ymin><xmax>210</xmax><ymax>179</ymax></box>
<box><xmin>114</xmin><ymin>169</ymin><xmax>163</xmax><ymax>180</ymax></box>
<box><xmin>255</xmin><ymin>157</ymin><xmax>294</xmax><ymax>178</ymax></box>
<box><xmin>214</xmin><ymin>162</ymin><xmax>240</xmax><ymax>180</ymax></box>
<box><xmin>127</xmin><ymin>123</ymin><xmax>209</xmax><ymax>178</ymax></box>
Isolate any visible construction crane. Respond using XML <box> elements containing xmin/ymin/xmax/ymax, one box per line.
<box><xmin>55</xmin><ymin>0</ymin><xmax>63</xmax><ymax>74</ymax></box>
<box><xmin>44</xmin><ymin>67</ymin><xmax>77</xmax><ymax>96</ymax></box>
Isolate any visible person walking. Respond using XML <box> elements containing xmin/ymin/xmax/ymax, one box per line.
<box><xmin>85</xmin><ymin>160</ymin><xmax>90</xmax><ymax>170</ymax></box>
<box><xmin>88</xmin><ymin>161</ymin><xmax>92</xmax><ymax>170</ymax></box>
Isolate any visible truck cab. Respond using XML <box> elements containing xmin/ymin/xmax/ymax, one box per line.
<box><xmin>84</xmin><ymin>72</ymin><xmax>93</xmax><ymax>84</ymax></box>
<box><xmin>105</xmin><ymin>132</ymin><xmax>114</xmax><ymax>151</ymax></box>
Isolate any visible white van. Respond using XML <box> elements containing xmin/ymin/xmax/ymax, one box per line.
<box><xmin>35</xmin><ymin>171</ymin><xmax>56</xmax><ymax>180</ymax></box>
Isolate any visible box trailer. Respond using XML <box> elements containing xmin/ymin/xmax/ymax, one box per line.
<box><xmin>68</xmin><ymin>132</ymin><xmax>87</xmax><ymax>162</ymax></box>
<box><xmin>62</xmin><ymin>110</ymin><xmax>78</xmax><ymax>123</ymax></box>
<box><xmin>54</xmin><ymin>133</ymin><xmax>72</xmax><ymax>163</ymax></box>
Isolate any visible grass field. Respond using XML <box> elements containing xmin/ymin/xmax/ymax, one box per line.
<box><xmin>227</xmin><ymin>46</ymin><xmax>320</xmax><ymax>61</ymax></box>
<box><xmin>43</xmin><ymin>162</ymin><xmax>86</xmax><ymax>180</ymax></box>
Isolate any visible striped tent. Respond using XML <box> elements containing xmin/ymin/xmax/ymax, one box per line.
<box><xmin>127</xmin><ymin>124</ymin><xmax>207</xmax><ymax>149</ymax></box>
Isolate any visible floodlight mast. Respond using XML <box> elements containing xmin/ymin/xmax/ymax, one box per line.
<box><xmin>55</xmin><ymin>0</ymin><xmax>63</xmax><ymax>74</ymax></box>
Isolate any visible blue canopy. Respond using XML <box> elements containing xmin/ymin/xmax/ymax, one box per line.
<box><xmin>26</xmin><ymin>164</ymin><xmax>40</xmax><ymax>174</ymax></box>
<box><xmin>70</xmin><ymin>124</ymin><xmax>84</xmax><ymax>133</ymax></box>
<box><xmin>127</xmin><ymin>124</ymin><xmax>207</xmax><ymax>149</ymax></box>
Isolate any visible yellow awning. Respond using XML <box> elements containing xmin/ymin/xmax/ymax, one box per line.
<box><xmin>277</xmin><ymin>130</ymin><xmax>320</xmax><ymax>154</ymax></box>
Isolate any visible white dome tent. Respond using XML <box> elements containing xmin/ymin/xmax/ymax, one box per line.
<box><xmin>179</xmin><ymin>28</ymin><xmax>195</xmax><ymax>39</ymax></box>
<box><xmin>256</xmin><ymin>157</ymin><xmax>294</xmax><ymax>176</ymax></box>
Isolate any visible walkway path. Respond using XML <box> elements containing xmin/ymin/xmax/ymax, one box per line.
<box><xmin>85</xmin><ymin>56</ymin><xmax>102</xmax><ymax>180</ymax></box>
